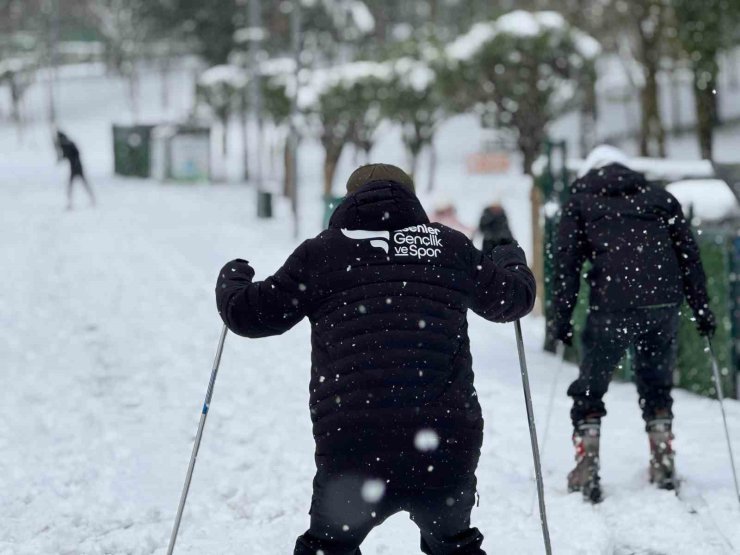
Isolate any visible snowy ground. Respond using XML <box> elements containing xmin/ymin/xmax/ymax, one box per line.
<box><xmin>1</xmin><ymin>63</ymin><xmax>740</xmax><ymax>555</ymax></box>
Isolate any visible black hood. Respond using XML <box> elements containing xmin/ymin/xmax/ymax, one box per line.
<box><xmin>572</xmin><ymin>163</ymin><xmax>649</xmax><ymax>197</ymax></box>
<box><xmin>328</xmin><ymin>180</ymin><xmax>429</xmax><ymax>231</ymax></box>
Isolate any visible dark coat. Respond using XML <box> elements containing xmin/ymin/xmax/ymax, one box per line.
<box><xmin>216</xmin><ymin>181</ymin><xmax>535</xmax><ymax>485</ymax></box>
<box><xmin>478</xmin><ymin>205</ymin><xmax>514</xmax><ymax>254</ymax></box>
<box><xmin>552</xmin><ymin>164</ymin><xmax>712</xmax><ymax>336</ymax></box>
<box><xmin>58</xmin><ymin>133</ymin><xmax>84</xmax><ymax>176</ymax></box>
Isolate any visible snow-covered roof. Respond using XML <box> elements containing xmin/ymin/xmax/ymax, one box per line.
<box><xmin>199</xmin><ymin>65</ymin><xmax>248</xmax><ymax>88</ymax></box>
<box><xmin>666</xmin><ymin>179</ymin><xmax>739</xmax><ymax>221</ymax></box>
<box><xmin>447</xmin><ymin>10</ymin><xmax>601</xmax><ymax>62</ymax></box>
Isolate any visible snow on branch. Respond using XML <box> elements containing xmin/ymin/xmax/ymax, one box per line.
<box><xmin>447</xmin><ymin>10</ymin><xmax>601</xmax><ymax>62</ymax></box>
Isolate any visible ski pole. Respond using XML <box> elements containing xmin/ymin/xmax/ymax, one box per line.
<box><xmin>530</xmin><ymin>341</ymin><xmax>566</xmax><ymax>515</ymax></box>
<box><xmin>540</xmin><ymin>341</ymin><xmax>566</xmax><ymax>466</ymax></box>
<box><xmin>167</xmin><ymin>324</ymin><xmax>228</xmax><ymax>555</ymax></box>
<box><xmin>514</xmin><ymin>320</ymin><xmax>552</xmax><ymax>555</ymax></box>
<box><xmin>706</xmin><ymin>338</ymin><xmax>740</xmax><ymax>506</ymax></box>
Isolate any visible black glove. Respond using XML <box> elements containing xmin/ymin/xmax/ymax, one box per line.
<box><xmin>696</xmin><ymin>309</ymin><xmax>716</xmax><ymax>338</ymax></box>
<box><xmin>216</xmin><ymin>259</ymin><xmax>255</xmax><ymax>304</ymax></box>
<box><xmin>549</xmin><ymin>320</ymin><xmax>574</xmax><ymax>346</ymax></box>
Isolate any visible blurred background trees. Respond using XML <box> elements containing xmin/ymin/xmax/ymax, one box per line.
<box><xmin>2</xmin><ymin>0</ymin><xmax>740</xmax><ymax>168</ymax></box>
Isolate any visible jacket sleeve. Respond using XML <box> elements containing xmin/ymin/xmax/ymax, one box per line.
<box><xmin>666</xmin><ymin>195</ymin><xmax>711</xmax><ymax>318</ymax></box>
<box><xmin>216</xmin><ymin>241</ymin><xmax>313</xmax><ymax>338</ymax></box>
<box><xmin>552</xmin><ymin>197</ymin><xmax>588</xmax><ymax>328</ymax></box>
<box><xmin>469</xmin><ymin>242</ymin><xmax>536</xmax><ymax>322</ymax></box>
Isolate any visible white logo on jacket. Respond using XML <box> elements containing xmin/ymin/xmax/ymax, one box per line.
<box><xmin>341</xmin><ymin>224</ymin><xmax>443</xmax><ymax>259</ymax></box>
<box><xmin>341</xmin><ymin>229</ymin><xmax>390</xmax><ymax>253</ymax></box>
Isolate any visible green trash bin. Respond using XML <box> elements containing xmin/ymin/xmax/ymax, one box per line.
<box><xmin>257</xmin><ymin>190</ymin><xmax>273</xmax><ymax>219</ymax></box>
<box><xmin>112</xmin><ymin>125</ymin><xmax>155</xmax><ymax>177</ymax></box>
<box><xmin>323</xmin><ymin>194</ymin><xmax>344</xmax><ymax>229</ymax></box>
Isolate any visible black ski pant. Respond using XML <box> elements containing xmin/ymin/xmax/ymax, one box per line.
<box><xmin>568</xmin><ymin>306</ymin><xmax>679</xmax><ymax>427</ymax></box>
<box><xmin>294</xmin><ymin>469</ymin><xmax>485</xmax><ymax>555</ymax></box>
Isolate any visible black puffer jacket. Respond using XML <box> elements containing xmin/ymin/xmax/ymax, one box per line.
<box><xmin>553</xmin><ymin>164</ymin><xmax>710</xmax><ymax>330</ymax></box>
<box><xmin>217</xmin><ymin>181</ymin><xmax>535</xmax><ymax>485</ymax></box>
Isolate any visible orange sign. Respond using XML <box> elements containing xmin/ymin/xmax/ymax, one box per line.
<box><xmin>466</xmin><ymin>152</ymin><xmax>511</xmax><ymax>175</ymax></box>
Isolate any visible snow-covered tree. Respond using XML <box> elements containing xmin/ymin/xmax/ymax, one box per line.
<box><xmin>300</xmin><ymin>61</ymin><xmax>391</xmax><ymax>196</ymax></box>
<box><xmin>671</xmin><ymin>0</ymin><xmax>739</xmax><ymax>160</ymax></box>
<box><xmin>444</xmin><ymin>10</ymin><xmax>600</xmax><ymax>309</ymax></box>
<box><xmin>88</xmin><ymin>0</ymin><xmax>151</xmax><ymax>119</ymax></box>
<box><xmin>197</xmin><ymin>65</ymin><xmax>248</xmax><ymax>156</ymax></box>
<box><xmin>382</xmin><ymin>56</ymin><xmax>445</xmax><ymax>189</ymax></box>
<box><xmin>445</xmin><ymin>10</ymin><xmax>600</xmax><ymax>173</ymax></box>
<box><xmin>260</xmin><ymin>57</ymin><xmax>297</xmax><ymax>196</ymax></box>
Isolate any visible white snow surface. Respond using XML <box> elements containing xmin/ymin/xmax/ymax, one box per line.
<box><xmin>1</xmin><ymin>61</ymin><xmax>740</xmax><ymax>555</ymax></box>
<box><xmin>667</xmin><ymin>179</ymin><xmax>740</xmax><ymax>221</ymax></box>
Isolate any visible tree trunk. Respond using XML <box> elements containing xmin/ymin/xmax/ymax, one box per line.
<box><xmin>160</xmin><ymin>56</ymin><xmax>170</xmax><ymax>111</ymax></box>
<box><xmin>241</xmin><ymin>94</ymin><xmax>250</xmax><ymax>181</ymax></box>
<box><xmin>670</xmin><ymin>64</ymin><xmax>683</xmax><ymax>133</ymax></box>
<box><xmin>519</xmin><ymin>126</ymin><xmax>545</xmax><ymax>314</ymax></box>
<box><xmin>530</xmin><ymin>185</ymin><xmax>544</xmax><ymax>315</ymax></box>
<box><xmin>693</xmin><ymin>59</ymin><xmax>719</xmax><ymax>161</ymax></box>
<box><xmin>128</xmin><ymin>69</ymin><xmax>140</xmax><ymax>123</ymax></box>
<box><xmin>323</xmin><ymin>142</ymin><xmax>343</xmax><ymax>197</ymax></box>
<box><xmin>283</xmin><ymin>135</ymin><xmax>294</xmax><ymax>198</ymax></box>
<box><xmin>427</xmin><ymin>142</ymin><xmax>437</xmax><ymax>192</ymax></box>
<box><xmin>579</xmin><ymin>71</ymin><xmax>598</xmax><ymax>158</ymax></box>
<box><xmin>639</xmin><ymin>62</ymin><xmax>665</xmax><ymax>157</ymax></box>
<box><xmin>408</xmin><ymin>146</ymin><xmax>422</xmax><ymax>183</ymax></box>
<box><xmin>635</xmin><ymin>0</ymin><xmax>666</xmax><ymax>157</ymax></box>
<box><xmin>222</xmin><ymin>117</ymin><xmax>229</xmax><ymax>157</ymax></box>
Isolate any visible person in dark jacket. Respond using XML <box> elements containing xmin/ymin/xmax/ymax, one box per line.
<box><xmin>55</xmin><ymin>130</ymin><xmax>95</xmax><ymax>210</ymax></box>
<box><xmin>551</xmin><ymin>146</ymin><xmax>716</xmax><ymax>500</ymax></box>
<box><xmin>216</xmin><ymin>163</ymin><xmax>536</xmax><ymax>554</ymax></box>
<box><xmin>477</xmin><ymin>200</ymin><xmax>514</xmax><ymax>256</ymax></box>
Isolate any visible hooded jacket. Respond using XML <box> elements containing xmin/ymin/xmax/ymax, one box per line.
<box><xmin>553</xmin><ymin>163</ymin><xmax>710</xmax><ymax>328</ymax></box>
<box><xmin>216</xmin><ymin>181</ymin><xmax>535</xmax><ymax>485</ymax></box>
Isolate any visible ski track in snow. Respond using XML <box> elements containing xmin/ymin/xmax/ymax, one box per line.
<box><xmin>2</xmin><ymin>64</ymin><xmax>740</xmax><ymax>554</ymax></box>
<box><xmin>2</xmin><ymin>178</ymin><xmax>739</xmax><ymax>555</ymax></box>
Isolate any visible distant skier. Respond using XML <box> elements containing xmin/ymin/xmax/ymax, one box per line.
<box><xmin>476</xmin><ymin>199</ymin><xmax>514</xmax><ymax>256</ymax></box>
<box><xmin>216</xmin><ymin>163</ymin><xmax>535</xmax><ymax>554</ymax></box>
<box><xmin>55</xmin><ymin>130</ymin><xmax>95</xmax><ymax>210</ymax></box>
<box><xmin>429</xmin><ymin>197</ymin><xmax>474</xmax><ymax>237</ymax></box>
<box><xmin>551</xmin><ymin>145</ymin><xmax>716</xmax><ymax>502</ymax></box>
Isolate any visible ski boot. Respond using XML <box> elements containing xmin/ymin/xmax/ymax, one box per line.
<box><xmin>648</xmin><ymin>417</ymin><xmax>676</xmax><ymax>490</ymax></box>
<box><xmin>568</xmin><ymin>418</ymin><xmax>602</xmax><ymax>503</ymax></box>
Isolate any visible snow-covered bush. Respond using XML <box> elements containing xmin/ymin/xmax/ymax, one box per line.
<box><xmin>197</xmin><ymin>65</ymin><xmax>248</xmax><ymax>155</ymax></box>
<box><xmin>444</xmin><ymin>10</ymin><xmax>601</xmax><ymax>174</ymax></box>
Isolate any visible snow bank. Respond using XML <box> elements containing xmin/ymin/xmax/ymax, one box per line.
<box><xmin>667</xmin><ymin>179</ymin><xmax>739</xmax><ymax>221</ymax></box>
<box><xmin>447</xmin><ymin>10</ymin><xmax>601</xmax><ymax>62</ymax></box>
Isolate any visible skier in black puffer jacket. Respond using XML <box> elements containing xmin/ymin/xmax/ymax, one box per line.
<box><xmin>551</xmin><ymin>146</ymin><xmax>715</xmax><ymax>501</ymax></box>
<box><xmin>216</xmin><ymin>163</ymin><xmax>535</xmax><ymax>555</ymax></box>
